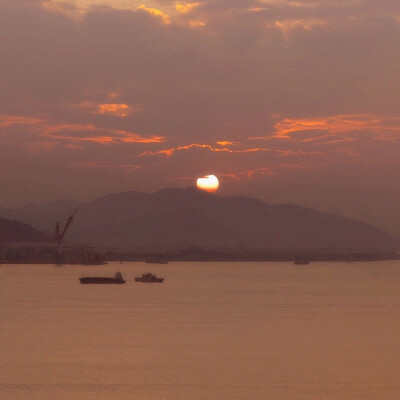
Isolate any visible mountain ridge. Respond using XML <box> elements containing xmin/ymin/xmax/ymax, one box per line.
<box><xmin>0</xmin><ymin>217</ymin><xmax>50</xmax><ymax>243</ymax></box>
<box><xmin>0</xmin><ymin>187</ymin><xmax>398</xmax><ymax>251</ymax></box>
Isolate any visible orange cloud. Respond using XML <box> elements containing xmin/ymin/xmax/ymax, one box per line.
<box><xmin>274</xmin><ymin>115</ymin><xmax>375</xmax><ymax>139</ymax></box>
<box><xmin>43</xmin><ymin>123</ymin><xmax>98</xmax><ymax>135</ymax></box>
<box><xmin>217</xmin><ymin>140</ymin><xmax>235</xmax><ymax>146</ymax></box>
<box><xmin>268</xmin><ymin>19</ymin><xmax>327</xmax><ymax>40</ymax></box>
<box><xmin>251</xmin><ymin>114</ymin><xmax>400</xmax><ymax>143</ymax></box>
<box><xmin>248</xmin><ymin>7</ymin><xmax>267</xmax><ymax>13</ymax></box>
<box><xmin>42</xmin><ymin>1</ymin><xmax>77</xmax><ymax>18</ymax></box>
<box><xmin>113</xmin><ymin>130</ymin><xmax>164</xmax><ymax>143</ymax></box>
<box><xmin>219</xmin><ymin>163</ymin><xmax>316</xmax><ymax>181</ymax></box>
<box><xmin>44</xmin><ymin>128</ymin><xmax>164</xmax><ymax>144</ymax></box>
<box><xmin>140</xmin><ymin>143</ymin><xmax>271</xmax><ymax>157</ymax></box>
<box><xmin>175</xmin><ymin>3</ymin><xmax>200</xmax><ymax>14</ymax></box>
<box><xmin>0</xmin><ymin>115</ymin><xmax>43</xmax><ymax>129</ymax></box>
<box><xmin>137</xmin><ymin>4</ymin><xmax>170</xmax><ymax>24</ymax></box>
<box><xmin>0</xmin><ymin>114</ymin><xmax>164</xmax><ymax>146</ymax></box>
<box><xmin>72</xmin><ymin>102</ymin><xmax>143</xmax><ymax>116</ymax></box>
<box><xmin>97</xmin><ymin>104</ymin><xmax>135</xmax><ymax>117</ymax></box>
<box><xmin>140</xmin><ymin>142</ymin><xmax>323</xmax><ymax>158</ymax></box>
<box><xmin>186</xmin><ymin>20</ymin><xmax>205</xmax><ymax>27</ymax></box>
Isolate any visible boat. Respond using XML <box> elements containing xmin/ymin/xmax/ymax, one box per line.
<box><xmin>81</xmin><ymin>248</ymin><xmax>107</xmax><ymax>265</ymax></box>
<box><xmin>145</xmin><ymin>257</ymin><xmax>168</xmax><ymax>264</ymax></box>
<box><xmin>294</xmin><ymin>256</ymin><xmax>310</xmax><ymax>265</ymax></box>
<box><xmin>134</xmin><ymin>272</ymin><xmax>164</xmax><ymax>283</ymax></box>
<box><xmin>79</xmin><ymin>272</ymin><xmax>126</xmax><ymax>284</ymax></box>
<box><xmin>83</xmin><ymin>254</ymin><xmax>107</xmax><ymax>265</ymax></box>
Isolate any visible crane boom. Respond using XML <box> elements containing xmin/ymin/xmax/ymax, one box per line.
<box><xmin>53</xmin><ymin>209</ymin><xmax>78</xmax><ymax>263</ymax></box>
<box><xmin>53</xmin><ymin>209</ymin><xmax>78</xmax><ymax>241</ymax></box>
<box><xmin>60</xmin><ymin>209</ymin><xmax>78</xmax><ymax>240</ymax></box>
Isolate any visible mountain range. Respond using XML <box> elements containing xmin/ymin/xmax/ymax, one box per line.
<box><xmin>0</xmin><ymin>187</ymin><xmax>398</xmax><ymax>252</ymax></box>
<box><xmin>0</xmin><ymin>217</ymin><xmax>49</xmax><ymax>243</ymax></box>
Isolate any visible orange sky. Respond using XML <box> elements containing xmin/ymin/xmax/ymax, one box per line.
<box><xmin>1</xmin><ymin>0</ymin><xmax>400</xmax><ymax>235</ymax></box>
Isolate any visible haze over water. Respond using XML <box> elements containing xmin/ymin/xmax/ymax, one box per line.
<box><xmin>1</xmin><ymin>261</ymin><xmax>400</xmax><ymax>399</ymax></box>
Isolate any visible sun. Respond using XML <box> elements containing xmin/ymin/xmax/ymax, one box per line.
<box><xmin>196</xmin><ymin>175</ymin><xmax>219</xmax><ymax>192</ymax></box>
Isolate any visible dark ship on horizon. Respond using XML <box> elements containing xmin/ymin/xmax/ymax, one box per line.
<box><xmin>135</xmin><ymin>272</ymin><xmax>164</xmax><ymax>283</ymax></box>
<box><xmin>294</xmin><ymin>256</ymin><xmax>310</xmax><ymax>265</ymax></box>
<box><xmin>145</xmin><ymin>255</ymin><xmax>168</xmax><ymax>264</ymax></box>
<box><xmin>79</xmin><ymin>272</ymin><xmax>126</xmax><ymax>284</ymax></box>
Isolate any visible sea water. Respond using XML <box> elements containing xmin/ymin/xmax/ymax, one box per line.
<box><xmin>1</xmin><ymin>261</ymin><xmax>400</xmax><ymax>399</ymax></box>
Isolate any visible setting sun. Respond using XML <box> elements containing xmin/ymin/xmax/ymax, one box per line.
<box><xmin>196</xmin><ymin>175</ymin><xmax>219</xmax><ymax>192</ymax></box>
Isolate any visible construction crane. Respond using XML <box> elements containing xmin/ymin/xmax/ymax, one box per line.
<box><xmin>53</xmin><ymin>209</ymin><xmax>78</xmax><ymax>263</ymax></box>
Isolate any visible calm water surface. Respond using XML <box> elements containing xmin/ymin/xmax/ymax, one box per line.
<box><xmin>1</xmin><ymin>261</ymin><xmax>400</xmax><ymax>399</ymax></box>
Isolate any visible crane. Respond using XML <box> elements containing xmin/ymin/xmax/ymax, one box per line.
<box><xmin>53</xmin><ymin>209</ymin><xmax>78</xmax><ymax>263</ymax></box>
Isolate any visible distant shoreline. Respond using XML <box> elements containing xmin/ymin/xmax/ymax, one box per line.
<box><xmin>2</xmin><ymin>252</ymin><xmax>399</xmax><ymax>264</ymax></box>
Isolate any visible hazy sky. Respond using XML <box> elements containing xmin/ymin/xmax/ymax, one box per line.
<box><xmin>1</xmin><ymin>0</ymin><xmax>400</xmax><ymax>235</ymax></box>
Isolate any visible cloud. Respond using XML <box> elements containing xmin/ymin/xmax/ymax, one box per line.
<box><xmin>175</xmin><ymin>2</ymin><xmax>200</xmax><ymax>14</ymax></box>
<box><xmin>137</xmin><ymin>4</ymin><xmax>171</xmax><ymax>24</ymax></box>
<box><xmin>216</xmin><ymin>140</ymin><xmax>235</xmax><ymax>146</ymax></box>
<box><xmin>219</xmin><ymin>162</ymin><xmax>316</xmax><ymax>181</ymax></box>
<box><xmin>42</xmin><ymin>0</ymin><xmax>78</xmax><ymax>17</ymax></box>
<box><xmin>138</xmin><ymin>142</ymin><xmax>316</xmax><ymax>157</ymax></box>
<box><xmin>0</xmin><ymin>115</ymin><xmax>43</xmax><ymax>129</ymax></box>
<box><xmin>0</xmin><ymin>114</ymin><xmax>165</xmax><ymax>146</ymax></box>
<box><xmin>0</xmin><ymin>0</ymin><xmax>400</xmax><ymax>224</ymax></box>
<box><xmin>250</xmin><ymin>114</ymin><xmax>400</xmax><ymax>144</ymax></box>
<box><xmin>97</xmin><ymin>103</ymin><xmax>137</xmax><ymax>117</ymax></box>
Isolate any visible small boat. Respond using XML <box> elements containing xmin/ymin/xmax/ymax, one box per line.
<box><xmin>134</xmin><ymin>272</ymin><xmax>164</xmax><ymax>283</ymax></box>
<box><xmin>79</xmin><ymin>272</ymin><xmax>126</xmax><ymax>284</ymax></box>
<box><xmin>294</xmin><ymin>256</ymin><xmax>310</xmax><ymax>265</ymax></box>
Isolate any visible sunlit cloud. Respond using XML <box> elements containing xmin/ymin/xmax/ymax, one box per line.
<box><xmin>42</xmin><ymin>0</ymin><xmax>78</xmax><ymax>18</ymax></box>
<box><xmin>139</xmin><ymin>143</ymin><xmax>269</xmax><ymax>157</ymax></box>
<box><xmin>175</xmin><ymin>2</ymin><xmax>200</xmax><ymax>14</ymax></box>
<box><xmin>0</xmin><ymin>114</ymin><xmax>164</xmax><ymax>147</ymax></box>
<box><xmin>112</xmin><ymin>130</ymin><xmax>164</xmax><ymax>143</ymax></box>
<box><xmin>251</xmin><ymin>114</ymin><xmax>400</xmax><ymax>144</ymax></box>
<box><xmin>139</xmin><ymin>142</ymin><xmax>323</xmax><ymax>158</ymax></box>
<box><xmin>42</xmin><ymin>123</ymin><xmax>98</xmax><ymax>135</ymax></box>
<box><xmin>219</xmin><ymin>162</ymin><xmax>315</xmax><ymax>181</ymax></box>
<box><xmin>72</xmin><ymin>144</ymin><xmax>324</xmax><ymax>179</ymax></box>
<box><xmin>0</xmin><ymin>115</ymin><xmax>43</xmax><ymax>129</ymax></box>
<box><xmin>72</xmin><ymin>102</ymin><xmax>143</xmax><ymax>116</ymax></box>
<box><xmin>107</xmin><ymin>91</ymin><xmax>121</xmax><ymax>99</ymax></box>
<box><xmin>285</xmin><ymin>1</ymin><xmax>324</xmax><ymax>9</ymax></box>
<box><xmin>268</xmin><ymin>19</ymin><xmax>327</xmax><ymax>39</ymax></box>
<box><xmin>186</xmin><ymin>20</ymin><xmax>205</xmax><ymax>27</ymax></box>
<box><xmin>248</xmin><ymin>7</ymin><xmax>267</xmax><ymax>13</ymax></box>
<box><xmin>216</xmin><ymin>140</ymin><xmax>235</xmax><ymax>146</ymax></box>
<box><xmin>44</xmin><ymin>128</ymin><xmax>164</xmax><ymax>144</ymax></box>
<box><xmin>97</xmin><ymin>103</ymin><xmax>137</xmax><ymax>117</ymax></box>
<box><xmin>137</xmin><ymin>4</ymin><xmax>170</xmax><ymax>24</ymax></box>
<box><xmin>2</xmin><ymin>0</ymin><xmax>400</xmax><ymax>222</ymax></box>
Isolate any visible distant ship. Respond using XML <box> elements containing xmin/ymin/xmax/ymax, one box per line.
<box><xmin>145</xmin><ymin>257</ymin><xmax>168</xmax><ymax>264</ymax></box>
<box><xmin>83</xmin><ymin>257</ymin><xmax>107</xmax><ymax>266</ymax></box>
<box><xmin>79</xmin><ymin>272</ymin><xmax>126</xmax><ymax>284</ymax></box>
<box><xmin>134</xmin><ymin>272</ymin><xmax>164</xmax><ymax>283</ymax></box>
<box><xmin>82</xmin><ymin>250</ymin><xmax>107</xmax><ymax>265</ymax></box>
<box><xmin>294</xmin><ymin>256</ymin><xmax>310</xmax><ymax>265</ymax></box>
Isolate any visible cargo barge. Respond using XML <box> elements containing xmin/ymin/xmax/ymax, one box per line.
<box><xmin>79</xmin><ymin>272</ymin><xmax>126</xmax><ymax>284</ymax></box>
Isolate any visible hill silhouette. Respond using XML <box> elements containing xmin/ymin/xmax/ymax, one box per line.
<box><xmin>0</xmin><ymin>217</ymin><xmax>50</xmax><ymax>243</ymax></box>
<box><xmin>1</xmin><ymin>188</ymin><xmax>398</xmax><ymax>252</ymax></box>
